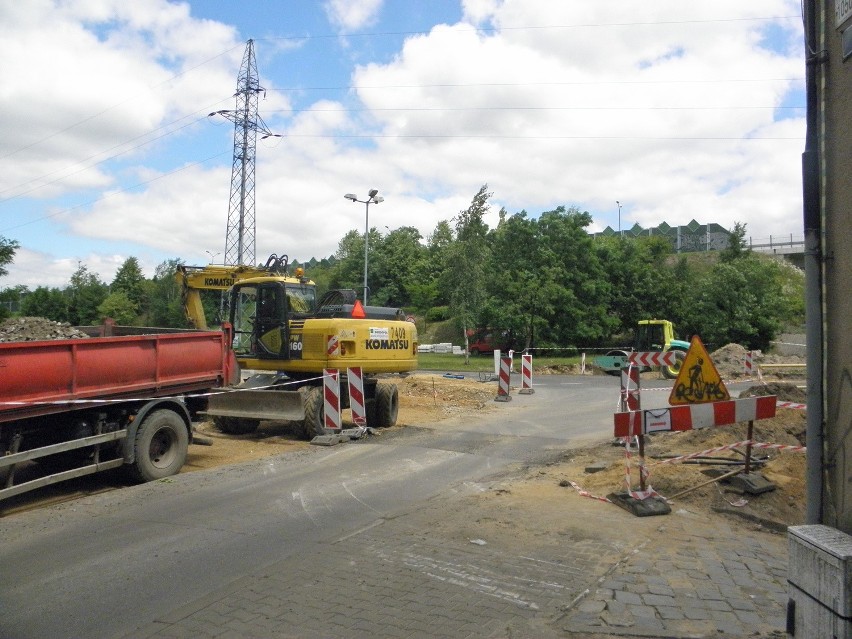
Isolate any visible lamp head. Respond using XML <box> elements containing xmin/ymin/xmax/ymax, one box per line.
<box><xmin>344</xmin><ymin>193</ymin><xmax>357</xmax><ymax>201</ymax></box>
<box><xmin>368</xmin><ymin>189</ymin><xmax>379</xmax><ymax>198</ymax></box>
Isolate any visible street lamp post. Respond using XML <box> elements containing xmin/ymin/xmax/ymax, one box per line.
<box><xmin>616</xmin><ymin>200</ymin><xmax>622</xmax><ymax>237</ymax></box>
<box><xmin>344</xmin><ymin>189</ymin><xmax>384</xmax><ymax>305</ymax></box>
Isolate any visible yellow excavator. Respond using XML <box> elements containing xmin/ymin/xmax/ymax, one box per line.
<box><xmin>176</xmin><ymin>254</ymin><xmax>418</xmax><ymax>438</ymax></box>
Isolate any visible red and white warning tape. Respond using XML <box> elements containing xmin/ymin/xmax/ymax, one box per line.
<box><xmin>567</xmin><ymin>480</ymin><xmax>612</xmax><ymax>504</ymax></box>
<box><xmin>650</xmin><ymin>440</ymin><xmax>754</xmax><ymax>466</ymax></box>
<box><xmin>0</xmin><ymin>374</ymin><xmax>327</xmax><ymax>408</ymax></box>
<box><xmin>650</xmin><ymin>440</ymin><xmax>806</xmax><ymax>467</ymax></box>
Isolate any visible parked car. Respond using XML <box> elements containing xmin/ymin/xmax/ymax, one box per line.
<box><xmin>467</xmin><ymin>329</ymin><xmax>515</xmax><ymax>356</ymax></box>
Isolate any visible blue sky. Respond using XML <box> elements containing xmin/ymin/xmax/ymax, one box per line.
<box><xmin>0</xmin><ymin>1</ymin><xmax>805</xmax><ymax>288</ymax></box>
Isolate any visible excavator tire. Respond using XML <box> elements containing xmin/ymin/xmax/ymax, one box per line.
<box><xmin>213</xmin><ymin>416</ymin><xmax>260</xmax><ymax>435</ymax></box>
<box><xmin>374</xmin><ymin>383</ymin><xmax>399</xmax><ymax>428</ymax></box>
<box><xmin>302</xmin><ymin>386</ymin><xmax>327</xmax><ymax>439</ymax></box>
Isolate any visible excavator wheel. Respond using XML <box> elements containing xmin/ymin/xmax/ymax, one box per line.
<box><xmin>373</xmin><ymin>383</ymin><xmax>399</xmax><ymax>428</ymax></box>
<box><xmin>661</xmin><ymin>349</ymin><xmax>687</xmax><ymax>380</ymax></box>
<box><xmin>213</xmin><ymin>416</ymin><xmax>260</xmax><ymax>435</ymax></box>
<box><xmin>302</xmin><ymin>386</ymin><xmax>327</xmax><ymax>439</ymax></box>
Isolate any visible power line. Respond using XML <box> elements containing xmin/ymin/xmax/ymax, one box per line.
<box><xmin>258</xmin><ymin>15</ymin><xmax>802</xmax><ymax>43</ymax></box>
<box><xmin>0</xmin><ymin>150</ymin><xmax>230</xmax><ymax>234</ymax></box>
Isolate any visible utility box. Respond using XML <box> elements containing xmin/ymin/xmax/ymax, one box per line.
<box><xmin>787</xmin><ymin>525</ymin><xmax>852</xmax><ymax>638</ymax></box>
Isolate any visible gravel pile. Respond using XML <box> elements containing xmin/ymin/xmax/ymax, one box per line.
<box><xmin>0</xmin><ymin>317</ymin><xmax>91</xmax><ymax>342</ymax></box>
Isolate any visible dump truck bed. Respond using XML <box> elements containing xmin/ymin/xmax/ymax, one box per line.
<box><xmin>0</xmin><ymin>328</ymin><xmax>236</xmax><ymax>423</ymax></box>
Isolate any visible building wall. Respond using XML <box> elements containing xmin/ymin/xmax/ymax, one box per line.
<box><xmin>821</xmin><ymin>2</ymin><xmax>852</xmax><ymax>532</ymax></box>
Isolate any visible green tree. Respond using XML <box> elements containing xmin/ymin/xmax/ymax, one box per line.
<box><xmin>98</xmin><ymin>291</ymin><xmax>138</xmax><ymax>324</ymax></box>
<box><xmin>20</xmin><ymin>286</ymin><xmax>68</xmax><ymax>321</ymax></box>
<box><xmin>593</xmin><ymin>235</ymin><xmax>680</xmax><ymax>334</ymax></box>
<box><xmin>368</xmin><ymin>226</ymin><xmax>427</xmax><ymax>308</ymax></box>
<box><xmin>111</xmin><ymin>257</ymin><xmax>146</xmax><ymax>313</ymax></box>
<box><xmin>688</xmin><ymin>255</ymin><xmax>785</xmax><ymax>350</ymax></box>
<box><xmin>149</xmin><ymin>259</ymin><xmax>187</xmax><ymax>328</ymax></box>
<box><xmin>720</xmin><ymin>221</ymin><xmax>749</xmax><ymax>263</ymax></box>
<box><xmin>0</xmin><ymin>236</ymin><xmax>19</xmax><ymax>278</ymax></box>
<box><xmin>444</xmin><ymin>185</ymin><xmax>492</xmax><ymax>361</ymax></box>
<box><xmin>328</xmin><ymin>230</ymin><xmax>367</xmax><ymax>295</ymax></box>
<box><xmin>0</xmin><ymin>284</ymin><xmax>27</xmax><ymax>320</ymax></box>
<box><xmin>66</xmin><ymin>264</ymin><xmax>108</xmax><ymax>325</ymax></box>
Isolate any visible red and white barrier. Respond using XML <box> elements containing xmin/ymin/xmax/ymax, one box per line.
<box><xmin>347</xmin><ymin>367</ymin><xmax>367</xmax><ymax>426</ymax></box>
<box><xmin>628</xmin><ymin>351</ymin><xmax>677</xmax><ymax>368</ymax></box>
<box><xmin>621</xmin><ymin>364</ymin><xmax>640</xmax><ymax>411</ymax></box>
<box><xmin>519</xmin><ymin>354</ymin><xmax>534</xmax><ymax>394</ymax></box>
<box><xmin>323</xmin><ymin>369</ymin><xmax>341</xmax><ymax>431</ymax></box>
<box><xmin>495</xmin><ymin>356</ymin><xmax>512</xmax><ymax>402</ymax></box>
<box><xmin>614</xmin><ymin>395</ymin><xmax>777</xmax><ymax>437</ymax></box>
<box><xmin>744</xmin><ymin>351</ymin><xmax>754</xmax><ymax>376</ymax></box>
<box><xmin>326</xmin><ymin>335</ymin><xmax>340</xmax><ymax>357</ymax></box>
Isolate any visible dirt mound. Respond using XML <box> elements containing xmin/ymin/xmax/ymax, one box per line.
<box><xmin>740</xmin><ymin>381</ymin><xmax>807</xmax><ymax>404</ymax></box>
<box><xmin>0</xmin><ymin>317</ymin><xmax>90</xmax><ymax>342</ymax></box>
<box><xmin>557</xmin><ymin>410</ymin><xmax>807</xmax><ymax>530</ymax></box>
<box><xmin>710</xmin><ymin>342</ymin><xmax>806</xmax><ymax>380</ymax></box>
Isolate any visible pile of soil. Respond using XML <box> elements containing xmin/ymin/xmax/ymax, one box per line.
<box><xmin>710</xmin><ymin>342</ymin><xmax>806</xmax><ymax>380</ymax></box>
<box><xmin>552</xmin><ymin>374</ymin><xmax>808</xmax><ymax>530</ymax></box>
<box><xmin>0</xmin><ymin>317</ymin><xmax>90</xmax><ymax>342</ymax></box>
<box><xmin>555</xmin><ymin>408</ymin><xmax>807</xmax><ymax>530</ymax></box>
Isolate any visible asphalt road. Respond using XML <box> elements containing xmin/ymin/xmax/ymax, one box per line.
<box><xmin>0</xmin><ymin>373</ymin><xmax>758</xmax><ymax>638</ymax></box>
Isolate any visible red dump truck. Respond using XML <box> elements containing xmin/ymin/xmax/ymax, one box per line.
<box><xmin>0</xmin><ymin>324</ymin><xmax>239</xmax><ymax>504</ymax></box>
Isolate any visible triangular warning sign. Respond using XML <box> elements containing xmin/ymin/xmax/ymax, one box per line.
<box><xmin>669</xmin><ymin>335</ymin><xmax>730</xmax><ymax>405</ymax></box>
<box><xmin>351</xmin><ymin>300</ymin><xmax>366</xmax><ymax>319</ymax></box>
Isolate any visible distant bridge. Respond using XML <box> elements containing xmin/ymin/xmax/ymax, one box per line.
<box><xmin>749</xmin><ymin>234</ymin><xmax>804</xmax><ymax>267</ymax></box>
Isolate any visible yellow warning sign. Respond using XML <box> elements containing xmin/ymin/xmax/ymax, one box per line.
<box><xmin>669</xmin><ymin>335</ymin><xmax>730</xmax><ymax>405</ymax></box>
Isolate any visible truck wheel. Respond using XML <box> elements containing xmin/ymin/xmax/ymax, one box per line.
<box><xmin>129</xmin><ymin>410</ymin><xmax>189</xmax><ymax>482</ymax></box>
<box><xmin>470</xmin><ymin>348</ymin><xmax>480</xmax><ymax>356</ymax></box>
<box><xmin>302</xmin><ymin>386</ymin><xmax>327</xmax><ymax>439</ymax></box>
<box><xmin>374</xmin><ymin>383</ymin><xmax>399</xmax><ymax>428</ymax></box>
<box><xmin>662</xmin><ymin>350</ymin><xmax>687</xmax><ymax>380</ymax></box>
<box><xmin>213</xmin><ymin>416</ymin><xmax>260</xmax><ymax>435</ymax></box>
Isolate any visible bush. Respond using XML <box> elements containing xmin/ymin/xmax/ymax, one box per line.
<box><xmin>426</xmin><ymin>305</ymin><xmax>450</xmax><ymax>322</ymax></box>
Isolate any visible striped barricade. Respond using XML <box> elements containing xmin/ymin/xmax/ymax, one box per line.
<box><xmin>519</xmin><ymin>354</ymin><xmax>534</xmax><ymax>394</ymax></box>
<box><xmin>614</xmin><ymin>395</ymin><xmax>778</xmax><ymax>437</ymax></box>
<box><xmin>347</xmin><ymin>367</ymin><xmax>367</xmax><ymax>426</ymax></box>
<box><xmin>323</xmin><ymin>369</ymin><xmax>341</xmax><ymax>431</ymax></box>
<box><xmin>495</xmin><ymin>356</ymin><xmax>512</xmax><ymax>402</ymax></box>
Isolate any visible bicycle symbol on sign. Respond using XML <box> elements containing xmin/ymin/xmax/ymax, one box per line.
<box><xmin>673</xmin><ymin>358</ymin><xmax>727</xmax><ymax>402</ymax></box>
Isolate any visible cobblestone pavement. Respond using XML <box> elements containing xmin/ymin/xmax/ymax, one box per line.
<box><xmin>560</xmin><ymin>514</ymin><xmax>788</xmax><ymax>638</ymax></box>
<box><xmin>124</xmin><ymin>482</ymin><xmax>789</xmax><ymax>639</ymax></box>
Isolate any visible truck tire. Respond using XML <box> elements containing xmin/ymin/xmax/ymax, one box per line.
<box><xmin>213</xmin><ymin>416</ymin><xmax>260</xmax><ymax>435</ymax></box>
<box><xmin>374</xmin><ymin>383</ymin><xmax>399</xmax><ymax>428</ymax></box>
<box><xmin>662</xmin><ymin>349</ymin><xmax>687</xmax><ymax>380</ymax></box>
<box><xmin>470</xmin><ymin>348</ymin><xmax>480</xmax><ymax>356</ymax></box>
<box><xmin>129</xmin><ymin>409</ymin><xmax>189</xmax><ymax>482</ymax></box>
<box><xmin>302</xmin><ymin>386</ymin><xmax>327</xmax><ymax>439</ymax></box>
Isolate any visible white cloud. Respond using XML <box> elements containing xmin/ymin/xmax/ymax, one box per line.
<box><xmin>0</xmin><ymin>0</ymin><xmax>806</xmax><ymax>290</ymax></box>
<box><xmin>323</xmin><ymin>0</ymin><xmax>384</xmax><ymax>31</ymax></box>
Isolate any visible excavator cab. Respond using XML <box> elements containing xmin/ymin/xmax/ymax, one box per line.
<box><xmin>229</xmin><ymin>280</ymin><xmax>317</xmax><ymax>360</ymax></box>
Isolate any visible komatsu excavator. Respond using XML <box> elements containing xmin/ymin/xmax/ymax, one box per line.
<box><xmin>176</xmin><ymin>254</ymin><xmax>418</xmax><ymax>438</ymax></box>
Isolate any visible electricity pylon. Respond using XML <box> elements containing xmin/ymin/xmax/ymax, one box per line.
<box><xmin>209</xmin><ymin>39</ymin><xmax>278</xmax><ymax>266</ymax></box>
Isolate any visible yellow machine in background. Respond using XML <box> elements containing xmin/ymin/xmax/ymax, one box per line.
<box><xmin>176</xmin><ymin>254</ymin><xmax>418</xmax><ymax>438</ymax></box>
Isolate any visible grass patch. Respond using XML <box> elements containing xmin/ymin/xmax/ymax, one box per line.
<box><xmin>416</xmin><ymin>352</ymin><xmax>582</xmax><ymax>372</ymax></box>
